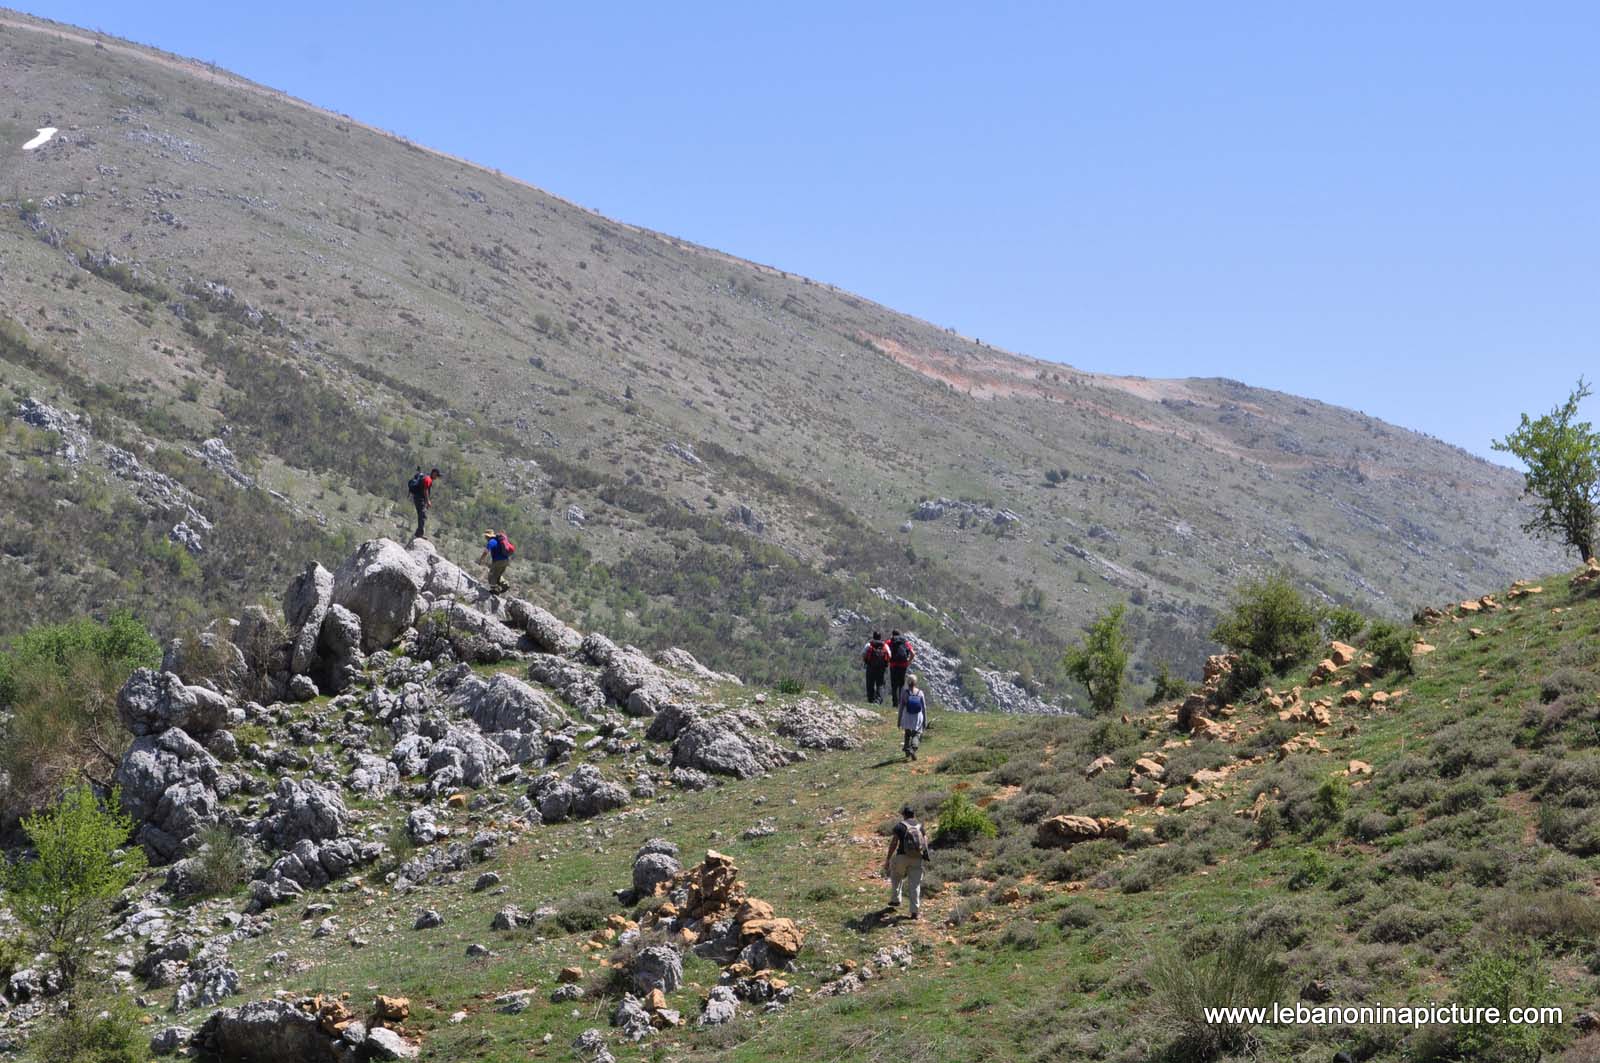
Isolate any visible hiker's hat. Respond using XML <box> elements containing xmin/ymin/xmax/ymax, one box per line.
<box><xmin>901</xmin><ymin>805</ymin><xmax>915</xmax><ymax>817</ymax></box>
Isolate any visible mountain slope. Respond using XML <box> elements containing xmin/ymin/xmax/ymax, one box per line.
<box><xmin>0</xmin><ymin>9</ymin><xmax>1562</xmax><ymax>700</ymax></box>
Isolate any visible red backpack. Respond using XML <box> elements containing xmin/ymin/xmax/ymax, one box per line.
<box><xmin>864</xmin><ymin>639</ymin><xmax>890</xmax><ymax>665</ymax></box>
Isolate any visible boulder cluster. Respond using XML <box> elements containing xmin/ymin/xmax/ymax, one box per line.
<box><xmin>84</xmin><ymin>536</ymin><xmax>874</xmax><ymax>1059</ymax></box>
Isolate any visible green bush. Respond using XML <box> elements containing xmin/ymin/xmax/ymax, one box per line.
<box><xmin>1324</xmin><ymin>606</ymin><xmax>1368</xmax><ymax>642</ymax></box>
<box><xmin>1211</xmin><ymin>575</ymin><xmax>1322</xmax><ymax>674</ymax></box>
<box><xmin>1453</xmin><ymin>945</ymin><xmax>1560</xmax><ymax>1062</ymax></box>
<box><xmin>1145</xmin><ymin>661</ymin><xmax>1190</xmax><ymax>706</ymax></box>
<box><xmin>934</xmin><ymin>791</ymin><xmax>998</xmax><ymax>846</ymax></box>
<box><xmin>774</xmin><ymin>677</ymin><xmax>805</xmax><ymax>695</ymax></box>
<box><xmin>1218</xmin><ymin>650</ymin><xmax>1270</xmax><ymax>704</ymax></box>
<box><xmin>1364</xmin><ymin>619</ymin><xmax>1414</xmax><ymax>676</ymax></box>
<box><xmin>0</xmin><ymin>613</ymin><xmax>161</xmax><ymax>816</ymax></box>
<box><xmin>5</xmin><ymin>786</ymin><xmax>146</xmax><ymax>984</ymax></box>
<box><xmin>23</xmin><ymin>993</ymin><xmax>150</xmax><ymax>1063</ymax></box>
<box><xmin>1147</xmin><ymin>930</ymin><xmax>1285</xmax><ymax>1060</ymax></box>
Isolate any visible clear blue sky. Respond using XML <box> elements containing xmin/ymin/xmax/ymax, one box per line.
<box><xmin>20</xmin><ymin>1</ymin><xmax>1600</xmax><ymax>463</ymax></box>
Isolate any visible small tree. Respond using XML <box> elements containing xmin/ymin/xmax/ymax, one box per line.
<box><xmin>1064</xmin><ymin>603</ymin><xmax>1129</xmax><ymax>715</ymax></box>
<box><xmin>5</xmin><ymin>786</ymin><xmax>146</xmax><ymax>985</ymax></box>
<box><xmin>1493</xmin><ymin>378</ymin><xmax>1600</xmax><ymax>562</ymax></box>
<box><xmin>1211</xmin><ymin>575</ymin><xmax>1322</xmax><ymax>675</ymax></box>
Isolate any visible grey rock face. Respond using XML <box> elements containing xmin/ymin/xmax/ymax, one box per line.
<box><xmin>348</xmin><ymin>753</ymin><xmax>399</xmax><ymax>797</ymax></box>
<box><xmin>259</xmin><ymin>777</ymin><xmax>348</xmax><ymax>849</ymax></box>
<box><xmin>115</xmin><ymin>728</ymin><xmax>224</xmax><ymax>863</ymax></box>
<box><xmin>630</xmin><ymin>945</ymin><xmax>683</xmax><ymax>995</ymax></box>
<box><xmin>314</xmin><ymin>604</ymin><xmax>364</xmax><ymax>694</ymax></box>
<box><xmin>118</xmin><ymin>669</ymin><xmax>230</xmax><ymax>738</ymax></box>
<box><xmin>631</xmin><ymin>852</ymin><xmax>681</xmax><ymax>898</ymax></box>
<box><xmin>425</xmin><ymin>726</ymin><xmax>510</xmax><ymax>791</ymax></box>
<box><xmin>526</xmin><ymin>655</ymin><xmax>607</xmax><ymax>717</ymax></box>
<box><xmin>414</xmin><ymin>909</ymin><xmax>444</xmax><ymax>930</ymax></box>
<box><xmin>698</xmin><ymin>985</ymin><xmax>739</xmax><ymax>1027</ymax></box>
<box><xmin>331</xmin><ymin>538</ymin><xmax>426</xmax><ymax>652</ymax></box>
<box><xmin>671</xmin><ymin>719</ymin><xmax>766</xmax><ymax>779</ymax></box>
<box><xmin>162</xmin><ymin>633</ymin><xmax>248</xmax><ymax>692</ymax></box>
<box><xmin>453</xmin><ymin>672</ymin><xmax>567</xmax><ymax>735</ymax></box>
<box><xmin>196</xmin><ymin>1000</ymin><xmax>340</xmax><ymax>1062</ymax></box>
<box><xmin>612</xmin><ymin>994</ymin><xmax>653</xmax><ymax>1042</ymax></box>
<box><xmin>529</xmin><ymin>765</ymin><xmax>628</xmax><ymax>823</ymax></box>
<box><xmin>149</xmin><ymin>1026</ymin><xmax>192</xmax><ymax>1056</ymax></box>
<box><xmin>505</xmin><ymin>598</ymin><xmax>583</xmax><ymax>655</ymax></box>
<box><xmin>283</xmin><ymin>561</ymin><xmax>334</xmax><ymax>675</ymax></box>
<box><xmin>173</xmin><ymin>951</ymin><xmax>241</xmax><ymax>1011</ymax></box>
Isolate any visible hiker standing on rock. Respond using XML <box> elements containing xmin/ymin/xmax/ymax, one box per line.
<box><xmin>409</xmin><ymin>467</ymin><xmax>441</xmax><ymax>539</ymax></box>
<box><xmin>897</xmin><ymin>675</ymin><xmax>927</xmax><ymax>760</ymax></box>
<box><xmin>887</xmin><ymin>630</ymin><xmax>916</xmax><ymax>706</ymax></box>
<box><xmin>883</xmin><ymin>804</ymin><xmax>930</xmax><ymax>919</ymax></box>
<box><xmin>479</xmin><ymin>529</ymin><xmax>516</xmax><ymax>593</ymax></box>
<box><xmin>862</xmin><ymin>630</ymin><xmax>891</xmax><ymax>704</ymax></box>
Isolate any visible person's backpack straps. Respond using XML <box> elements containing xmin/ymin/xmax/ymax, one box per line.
<box><xmin>906</xmin><ymin>819</ymin><xmax>931</xmax><ymax>860</ymax></box>
<box><xmin>408</xmin><ymin>471</ymin><xmax>425</xmax><ymax>495</ymax></box>
<box><xmin>889</xmin><ymin>637</ymin><xmax>910</xmax><ymax>665</ymax></box>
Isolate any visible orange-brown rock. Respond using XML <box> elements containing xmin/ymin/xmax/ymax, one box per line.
<box><xmin>558</xmin><ymin>966</ymin><xmax>584</xmax><ymax>984</ymax></box>
<box><xmin>1085</xmin><ymin>754</ymin><xmax>1116</xmax><ymax>778</ymax></box>
<box><xmin>1412</xmin><ymin>642</ymin><xmax>1435</xmax><ymax>656</ymax></box>
<box><xmin>742</xmin><ymin>917</ymin><xmax>805</xmax><ymax>957</ymax></box>
<box><xmin>446</xmin><ymin>793</ymin><xmax>467</xmax><ymax>809</ymax></box>
<box><xmin>374</xmin><ymin>996</ymin><xmax>410</xmax><ymax>1023</ymax></box>
<box><xmin>1203</xmin><ymin>654</ymin><xmax>1237</xmax><ymax>683</ymax></box>
<box><xmin>1339</xmin><ymin>690</ymin><xmax>1363</xmax><ymax>707</ymax></box>
<box><xmin>1179</xmin><ymin>791</ymin><xmax>1207</xmax><ymax>810</ymax></box>
<box><xmin>316</xmin><ymin>997</ymin><xmax>355</xmax><ymax>1035</ymax></box>
<box><xmin>646</xmin><ymin>988</ymin><xmax>668</xmax><ymax>1012</ymax></box>
<box><xmin>1309</xmin><ymin>659</ymin><xmax>1338</xmax><ymax>685</ymax></box>
<box><xmin>1458</xmin><ymin>599</ymin><xmax>1482</xmax><ymax>614</ymax></box>
<box><xmin>1348</xmin><ymin>760</ymin><xmax>1373</xmax><ymax>776</ymax></box>
<box><xmin>736</xmin><ymin>899</ymin><xmax>775</xmax><ymax>925</ymax></box>
<box><xmin>1329</xmin><ymin>642</ymin><xmax>1357</xmax><ymax>667</ymax></box>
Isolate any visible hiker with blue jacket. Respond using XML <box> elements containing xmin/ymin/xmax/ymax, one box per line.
<box><xmin>897</xmin><ymin>675</ymin><xmax>927</xmax><ymax>760</ymax></box>
<box><xmin>478</xmin><ymin>529</ymin><xmax>516</xmax><ymax>593</ymax></box>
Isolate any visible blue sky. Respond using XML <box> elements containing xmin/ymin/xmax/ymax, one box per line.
<box><xmin>21</xmin><ymin>2</ymin><xmax>1600</xmax><ymax>463</ymax></box>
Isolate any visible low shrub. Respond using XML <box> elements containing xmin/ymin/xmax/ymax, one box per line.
<box><xmin>24</xmin><ymin>994</ymin><xmax>150</xmax><ymax>1063</ymax></box>
<box><xmin>934</xmin><ymin>791</ymin><xmax>998</xmax><ymax>846</ymax></box>
<box><xmin>1453</xmin><ymin>945</ymin><xmax>1560</xmax><ymax>1062</ymax></box>
<box><xmin>998</xmin><ymin>922</ymin><xmax>1041</xmax><ymax>950</ymax></box>
<box><xmin>1492</xmin><ymin>890</ymin><xmax>1600</xmax><ymax>948</ymax></box>
<box><xmin>1147</xmin><ymin>929</ymin><xmax>1286</xmax><ymax>1060</ymax></box>
<box><xmin>936</xmin><ymin>748</ymin><xmax>1009</xmax><ymax>775</ymax></box>
<box><xmin>546</xmin><ymin>891</ymin><xmax>615</xmax><ymax>934</ymax></box>
<box><xmin>190</xmin><ymin>826</ymin><xmax>253</xmax><ymax>898</ymax></box>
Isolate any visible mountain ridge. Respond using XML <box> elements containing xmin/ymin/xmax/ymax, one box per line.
<box><xmin>0</xmin><ymin>7</ymin><xmax>1563</xmax><ymax>705</ymax></box>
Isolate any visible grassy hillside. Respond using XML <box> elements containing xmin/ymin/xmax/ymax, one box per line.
<box><xmin>66</xmin><ymin>558</ymin><xmax>1600</xmax><ymax>1063</ymax></box>
<box><xmin>0</xmin><ymin>8</ymin><xmax>1564</xmax><ymax>705</ymax></box>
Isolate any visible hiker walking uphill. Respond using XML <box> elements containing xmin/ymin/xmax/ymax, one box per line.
<box><xmin>883</xmin><ymin>804</ymin><xmax>930</xmax><ymax>919</ymax></box>
<box><xmin>887</xmin><ymin>630</ymin><xmax>916</xmax><ymax>706</ymax></box>
<box><xmin>861</xmin><ymin>631</ymin><xmax>891</xmax><ymax>704</ymax></box>
<box><xmin>408</xmin><ymin>467</ymin><xmax>440</xmax><ymax>540</ymax></box>
<box><xmin>897</xmin><ymin>675</ymin><xmax>928</xmax><ymax>760</ymax></box>
<box><xmin>478</xmin><ymin>529</ymin><xmax>516</xmax><ymax>593</ymax></box>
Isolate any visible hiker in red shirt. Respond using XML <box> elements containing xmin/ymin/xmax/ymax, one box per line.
<box><xmin>409</xmin><ymin>467</ymin><xmax>440</xmax><ymax>539</ymax></box>
<box><xmin>861</xmin><ymin>630</ymin><xmax>891</xmax><ymax>704</ymax></box>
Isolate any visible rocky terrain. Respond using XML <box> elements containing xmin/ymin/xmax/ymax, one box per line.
<box><xmin>0</xmin><ymin>533</ymin><xmax>877</xmax><ymax>1060</ymax></box>
<box><xmin>0</xmin><ymin>7</ymin><xmax>1566</xmax><ymax>709</ymax></box>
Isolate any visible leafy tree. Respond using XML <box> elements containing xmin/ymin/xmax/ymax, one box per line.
<box><xmin>1493</xmin><ymin>378</ymin><xmax>1600</xmax><ymax>561</ymax></box>
<box><xmin>5</xmin><ymin>787</ymin><xmax>147</xmax><ymax>985</ymax></box>
<box><xmin>24</xmin><ymin>992</ymin><xmax>150</xmax><ymax>1063</ymax></box>
<box><xmin>1064</xmin><ymin>603</ymin><xmax>1129</xmax><ymax>715</ymax></box>
<box><xmin>1363</xmin><ymin>620</ymin><xmax>1415</xmax><ymax>676</ymax></box>
<box><xmin>1211</xmin><ymin>575</ymin><xmax>1322</xmax><ymax>675</ymax></box>
<box><xmin>1323</xmin><ymin>606</ymin><xmax>1367</xmax><ymax>643</ymax></box>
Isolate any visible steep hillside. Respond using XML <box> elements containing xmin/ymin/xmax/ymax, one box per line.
<box><xmin>0</xmin><ymin>9</ymin><xmax>1562</xmax><ymax>704</ymax></box>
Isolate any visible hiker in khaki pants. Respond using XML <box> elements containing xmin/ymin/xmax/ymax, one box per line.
<box><xmin>883</xmin><ymin>805</ymin><xmax>930</xmax><ymax>918</ymax></box>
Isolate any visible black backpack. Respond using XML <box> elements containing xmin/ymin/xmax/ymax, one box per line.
<box><xmin>889</xmin><ymin>636</ymin><xmax>911</xmax><ymax>665</ymax></box>
<box><xmin>408</xmin><ymin>471</ymin><xmax>426</xmax><ymax>498</ymax></box>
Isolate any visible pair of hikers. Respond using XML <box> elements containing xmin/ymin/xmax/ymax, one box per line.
<box><xmin>883</xmin><ymin>804</ymin><xmax>930</xmax><ymax>919</ymax></box>
<box><xmin>862</xmin><ymin>630</ymin><xmax>916</xmax><ymax>705</ymax></box>
<box><xmin>407</xmin><ymin>467</ymin><xmax>516</xmax><ymax>593</ymax></box>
